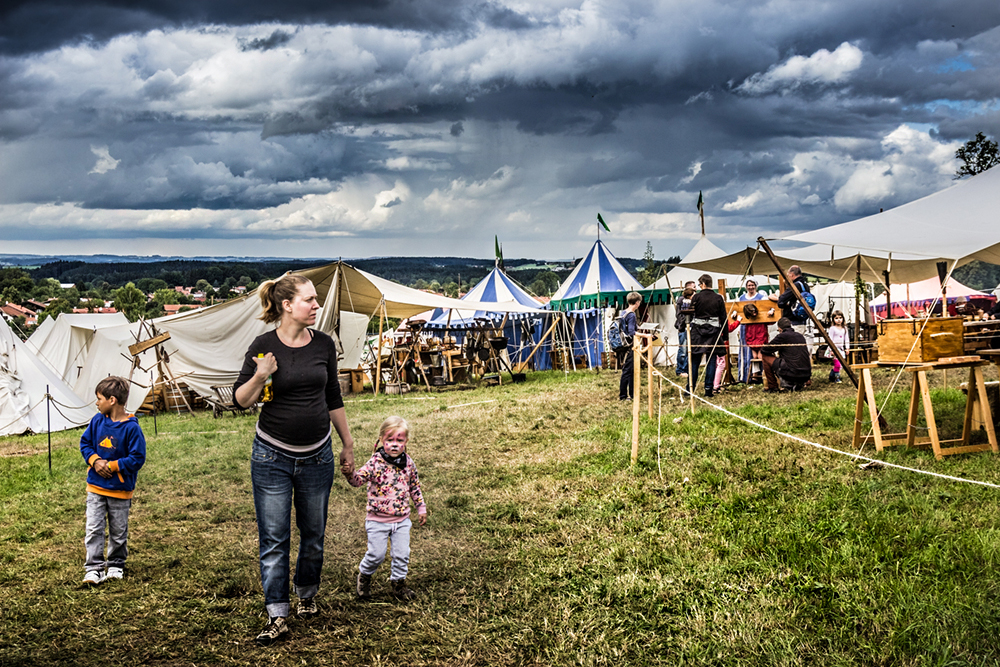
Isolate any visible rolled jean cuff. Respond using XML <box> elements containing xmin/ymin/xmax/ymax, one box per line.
<box><xmin>295</xmin><ymin>583</ymin><xmax>319</xmax><ymax>601</ymax></box>
<box><xmin>265</xmin><ymin>602</ymin><xmax>290</xmax><ymax>619</ymax></box>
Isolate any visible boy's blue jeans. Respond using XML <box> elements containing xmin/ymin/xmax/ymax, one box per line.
<box><xmin>360</xmin><ymin>518</ymin><xmax>412</xmax><ymax>582</ymax></box>
<box><xmin>251</xmin><ymin>437</ymin><xmax>334</xmax><ymax>619</ymax></box>
<box><xmin>85</xmin><ymin>492</ymin><xmax>131</xmax><ymax>572</ymax></box>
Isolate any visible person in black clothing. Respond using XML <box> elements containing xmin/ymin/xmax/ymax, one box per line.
<box><xmin>234</xmin><ymin>273</ymin><xmax>357</xmax><ymax>646</ymax></box>
<box><xmin>687</xmin><ymin>274</ymin><xmax>727</xmax><ymax>398</ymax></box>
<box><xmin>769</xmin><ymin>264</ymin><xmax>810</xmax><ymax>327</ymax></box>
<box><xmin>618</xmin><ymin>291</ymin><xmax>643</xmax><ymax>401</ymax></box>
<box><xmin>761</xmin><ymin>317</ymin><xmax>812</xmax><ymax>392</ymax></box>
<box><xmin>674</xmin><ymin>282</ymin><xmax>696</xmax><ymax>377</ymax></box>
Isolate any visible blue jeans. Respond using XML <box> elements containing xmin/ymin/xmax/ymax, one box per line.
<box><xmin>675</xmin><ymin>329</ymin><xmax>689</xmax><ymax>374</ymax></box>
<box><xmin>251</xmin><ymin>437</ymin><xmax>335</xmax><ymax>619</ymax></box>
<box><xmin>360</xmin><ymin>518</ymin><xmax>412</xmax><ymax>581</ymax></box>
<box><xmin>688</xmin><ymin>352</ymin><xmax>719</xmax><ymax>395</ymax></box>
<box><xmin>85</xmin><ymin>492</ymin><xmax>131</xmax><ymax>572</ymax></box>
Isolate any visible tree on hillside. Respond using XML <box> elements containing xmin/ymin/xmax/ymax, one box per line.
<box><xmin>153</xmin><ymin>288</ymin><xmax>179</xmax><ymax>305</ymax></box>
<box><xmin>38</xmin><ymin>298</ymin><xmax>74</xmax><ymax>325</ymax></box>
<box><xmin>113</xmin><ymin>283</ymin><xmax>148</xmax><ymax>322</ymax></box>
<box><xmin>955</xmin><ymin>132</ymin><xmax>1000</xmax><ymax>179</ymax></box>
<box><xmin>635</xmin><ymin>242</ymin><xmax>663</xmax><ymax>287</ymax></box>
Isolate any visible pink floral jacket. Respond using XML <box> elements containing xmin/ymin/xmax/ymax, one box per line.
<box><xmin>346</xmin><ymin>453</ymin><xmax>427</xmax><ymax>522</ymax></box>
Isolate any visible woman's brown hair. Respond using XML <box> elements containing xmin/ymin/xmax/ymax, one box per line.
<box><xmin>257</xmin><ymin>273</ymin><xmax>312</xmax><ymax>324</ymax></box>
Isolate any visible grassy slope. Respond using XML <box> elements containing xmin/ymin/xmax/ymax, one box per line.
<box><xmin>1</xmin><ymin>367</ymin><xmax>999</xmax><ymax>666</ymax></box>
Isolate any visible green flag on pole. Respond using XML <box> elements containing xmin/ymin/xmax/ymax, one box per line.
<box><xmin>597</xmin><ymin>212</ymin><xmax>610</xmax><ymax>232</ymax></box>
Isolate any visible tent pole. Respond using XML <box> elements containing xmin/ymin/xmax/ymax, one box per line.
<box><xmin>757</xmin><ymin>237</ymin><xmax>858</xmax><ymax>389</ymax></box>
<box><xmin>515</xmin><ymin>316</ymin><xmax>559</xmax><ymax>372</ymax></box>
<box><xmin>854</xmin><ymin>255</ymin><xmax>862</xmax><ymax>352</ymax></box>
<box><xmin>374</xmin><ymin>300</ymin><xmax>385</xmax><ymax>396</ymax></box>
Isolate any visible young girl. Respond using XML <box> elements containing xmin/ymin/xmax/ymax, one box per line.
<box><xmin>343</xmin><ymin>416</ymin><xmax>427</xmax><ymax>600</ymax></box>
<box><xmin>827</xmin><ymin>311</ymin><xmax>850</xmax><ymax>383</ymax></box>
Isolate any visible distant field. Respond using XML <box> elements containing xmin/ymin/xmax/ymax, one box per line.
<box><xmin>2</xmin><ymin>367</ymin><xmax>1000</xmax><ymax>666</ymax></box>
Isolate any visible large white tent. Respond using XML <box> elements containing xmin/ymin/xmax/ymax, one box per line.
<box><xmin>785</xmin><ymin>166</ymin><xmax>1000</xmax><ymax>273</ymax></box>
<box><xmin>26</xmin><ymin>312</ymin><xmax>129</xmax><ymax>386</ymax></box>
<box><xmin>0</xmin><ymin>319</ymin><xmax>94</xmax><ymax>436</ymax></box>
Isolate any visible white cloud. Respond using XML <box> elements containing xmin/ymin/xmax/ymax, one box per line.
<box><xmin>89</xmin><ymin>145</ymin><xmax>120</xmax><ymax>174</ymax></box>
<box><xmin>722</xmin><ymin>190</ymin><xmax>763</xmax><ymax>211</ymax></box>
<box><xmin>738</xmin><ymin>42</ymin><xmax>864</xmax><ymax>94</ymax></box>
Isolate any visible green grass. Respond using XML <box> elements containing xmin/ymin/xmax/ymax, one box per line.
<box><xmin>2</xmin><ymin>366</ymin><xmax>1000</xmax><ymax>666</ymax></box>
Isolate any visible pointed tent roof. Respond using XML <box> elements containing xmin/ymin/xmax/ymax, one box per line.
<box><xmin>650</xmin><ymin>236</ymin><xmax>775</xmax><ymax>291</ymax></box>
<box><xmin>425</xmin><ymin>267</ymin><xmax>542</xmax><ymax>327</ymax></box>
<box><xmin>549</xmin><ymin>240</ymin><xmax>642</xmax><ymax>309</ymax></box>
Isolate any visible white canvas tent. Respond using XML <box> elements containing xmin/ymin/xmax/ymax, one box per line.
<box><xmin>0</xmin><ymin>319</ymin><xmax>94</xmax><ymax>436</ymax></box>
<box><xmin>26</xmin><ymin>312</ymin><xmax>129</xmax><ymax>385</ymax></box>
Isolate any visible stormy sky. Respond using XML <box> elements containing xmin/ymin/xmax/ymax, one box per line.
<box><xmin>1</xmin><ymin>0</ymin><xmax>998</xmax><ymax>261</ymax></box>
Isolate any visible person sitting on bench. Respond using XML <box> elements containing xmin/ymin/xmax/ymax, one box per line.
<box><xmin>761</xmin><ymin>317</ymin><xmax>812</xmax><ymax>392</ymax></box>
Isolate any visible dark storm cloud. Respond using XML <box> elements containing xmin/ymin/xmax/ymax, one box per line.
<box><xmin>2</xmin><ymin>0</ymin><xmax>1000</xmax><ymax>257</ymax></box>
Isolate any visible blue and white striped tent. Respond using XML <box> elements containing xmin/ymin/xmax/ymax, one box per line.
<box><xmin>424</xmin><ymin>266</ymin><xmax>542</xmax><ymax>329</ymax></box>
<box><xmin>548</xmin><ymin>240</ymin><xmax>643</xmax><ymax>311</ymax></box>
<box><xmin>422</xmin><ymin>267</ymin><xmax>544</xmax><ymax>368</ymax></box>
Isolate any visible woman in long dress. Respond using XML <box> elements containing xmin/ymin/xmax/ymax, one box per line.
<box><xmin>737</xmin><ymin>279</ymin><xmax>769</xmax><ymax>383</ymax></box>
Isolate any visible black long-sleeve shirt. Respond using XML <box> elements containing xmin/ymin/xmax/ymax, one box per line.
<box><xmin>762</xmin><ymin>328</ymin><xmax>811</xmax><ymax>380</ymax></box>
<box><xmin>234</xmin><ymin>329</ymin><xmax>343</xmax><ymax>453</ymax></box>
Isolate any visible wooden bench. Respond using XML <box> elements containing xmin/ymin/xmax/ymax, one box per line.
<box><xmin>206</xmin><ymin>384</ymin><xmax>258</xmax><ymax>419</ymax></box>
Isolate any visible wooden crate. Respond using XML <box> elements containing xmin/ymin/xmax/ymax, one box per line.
<box><xmin>877</xmin><ymin>317</ymin><xmax>964</xmax><ymax>364</ymax></box>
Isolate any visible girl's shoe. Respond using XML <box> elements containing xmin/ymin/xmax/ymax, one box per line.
<box><xmin>357</xmin><ymin>572</ymin><xmax>372</xmax><ymax>599</ymax></box>
<box><xmin>391</xmin><ymin>579</ymin><xmax>416</xmax><ymax>600</ymax></box>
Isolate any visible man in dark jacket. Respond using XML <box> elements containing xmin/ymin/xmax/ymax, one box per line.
<box><xmin>687</xmin><ymin>274</ymin><xmax>727</xmax><ymax>398</ymax></box>
<box><xmin>769</xmin><ymin>264</ymin><xmax>810</xmax><ymax>327</ymax></box>
<box><xmin>761</xmin><ymin>317</ymin><xmax>812</xmax><ymax>392</ymax></box>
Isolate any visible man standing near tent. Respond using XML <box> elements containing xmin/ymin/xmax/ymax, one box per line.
<box><xmin>617</xmin><ymin>292</ymin><xmax>642</xmax><ymax>401</ymax></box>
<box><xmin>687</xmin><ymin>274</ymin><xmax>727</xmax><ymax>398</ymax></box>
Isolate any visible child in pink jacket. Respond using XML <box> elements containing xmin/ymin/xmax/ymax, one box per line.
<box><xmin>343</xmin><ymin>416</ymin><xmax>427</xmax><ymax>600</ymax></box>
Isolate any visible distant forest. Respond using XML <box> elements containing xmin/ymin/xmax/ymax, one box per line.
<box><xmin>23</xmin><ymin>256</ymin><xmax>1000</xmax><ymax>294</ymax></box>
<box><xmin>25</xmin><ymin>255</ymin><xmax>652</xmax><ymax>296</ymax></box>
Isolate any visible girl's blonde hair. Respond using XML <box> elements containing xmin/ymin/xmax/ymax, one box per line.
<box><xmin>831</xmin><ymin>310</ymin><xmax>846</xmax><ymax>324</ymax></box>
<box><xmin>257</xmin><ymin>273</ymin><xmax>312</xmax><ymax>324</ymax></box>
<box><xmin>379</xmin><ymin>416</ymin><xmax>410</xmax><ymax>442</ymax></box>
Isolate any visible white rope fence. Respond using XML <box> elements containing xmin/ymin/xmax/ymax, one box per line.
<box><xmin>645</xmin><ymin>365</ymin><xmax>1000</xmax><ymax>491</ymax></box>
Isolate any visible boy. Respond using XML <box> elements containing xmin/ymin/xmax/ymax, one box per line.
<box><xmin>80</xmin><ymin>376</ymin><xmax>146</xmax><ymax>585</ymax></box>
<box><xmin>618</xmin><ymin>291</ymin><xmax>643</xmax><ymax>401</ymax></box>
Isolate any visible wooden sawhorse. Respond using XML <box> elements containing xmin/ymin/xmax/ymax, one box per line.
<box><xmin>852</xmin><ymin>360</ymin><xmax>998</xmax><ymax>460</ymax></box>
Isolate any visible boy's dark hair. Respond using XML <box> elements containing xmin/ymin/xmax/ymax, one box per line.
<box><xmin>777</xmin><ymin>317</ymin><xmax>792</xmax><ymax>330</ymax></box>
<box><xmin>96</xmin><ymin>376</ymin><xmax>130</xmax><ymax>405</ymax></box>
<box><xmin>626</xmin><ymin>291</ymin><xmax>642</xmax><ymax>306</ymax></box>
<box><xmin>698</xmin><ymin>274</ymin><xmax>713</xmax><ymax>288</ymax></box>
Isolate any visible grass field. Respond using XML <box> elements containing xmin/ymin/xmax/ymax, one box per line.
<box><xmin>2</xmin><ymin>366</ymin><xmax>1000</xmax><ymax>666</ymax></box>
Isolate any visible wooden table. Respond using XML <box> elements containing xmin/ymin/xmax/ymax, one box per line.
<box><xmin>852</xmin><ymin>359</ymin><xmax>998</xmax><ymax>460</ymax></box>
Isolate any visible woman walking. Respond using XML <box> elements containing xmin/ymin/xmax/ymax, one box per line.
<box><xmin>234</xmin><ymin>273</ymin><xmax>356</xmax><ymax>646</ymax></box>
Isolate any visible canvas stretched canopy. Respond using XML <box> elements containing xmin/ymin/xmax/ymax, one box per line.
<box><xmin>674</xmin><ymin>243</ymin><xmax>943</xmax><ymax>285</ymax></box>
<box><xmin>649</xmin><ymin>236</ymin><xmax>776</xmax><ymax>293</ymax></box>
<box><xmin>782</xmin><ymin>166</ymin><xmax>1000</xmax><ymax>276</ymax></box>
<box><xmin>303</xmin><ymin>262</ymin><xmax>546</xmax><ymax>320</ymax></box>
<box><xmin>0</xmin><ymin>319</ymin><xmax>94</xmax><ymax>436</ymax></box>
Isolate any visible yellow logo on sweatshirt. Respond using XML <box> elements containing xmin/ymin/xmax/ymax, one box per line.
<box><xmin>98</xmin><ymin>436</ymin><xmax>115</xmax><ymax>451</ymax></box>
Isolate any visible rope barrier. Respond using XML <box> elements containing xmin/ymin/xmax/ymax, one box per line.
<box><xmin>645</xmin><ymin>365</ymin><xmax>1000</xmax><ymax>490</ymax></box>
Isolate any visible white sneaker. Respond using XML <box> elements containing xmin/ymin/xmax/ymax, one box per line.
<box><xmin>83</xmin><ymin>570</ymin><xmax>104</xmax><ymax>585</ymax></box>
<box><xmin>105</xmin><ymin>567</ymin><xmax>124</xmax><ymax>580</ymax></box>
